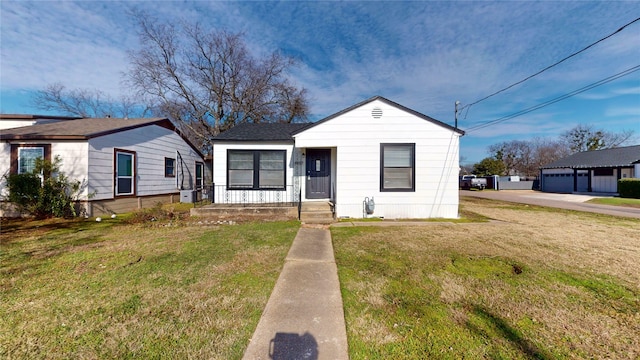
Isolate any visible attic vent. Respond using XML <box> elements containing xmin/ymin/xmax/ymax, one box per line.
<box><xmin>371</xmin><ymin>107</ymin><xmax>383</xmax><ymax>119</ymax></box>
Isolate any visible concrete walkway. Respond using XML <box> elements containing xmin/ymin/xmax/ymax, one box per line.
<box><xmin>242</xmin><ymin>227</ymin><xmax>349</xmax><ymax>360</ymax></box>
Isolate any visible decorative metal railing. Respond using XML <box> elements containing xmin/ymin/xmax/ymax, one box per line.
<box><xmin>210</xmin><ymin>184</ymin><xmax>299</xmax><ymax>207</ymax></box>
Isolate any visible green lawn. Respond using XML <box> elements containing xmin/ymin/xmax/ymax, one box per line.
<box><xmin>333</xmin><ymin>199</ymin><xmax>640</xmax><ymax>359</ymax></box>
<box><xmin>0</xmin><ymin>213</ymin><xmax>299</xmax><ymax>359</ymax></box>
<box><xmin>587</xmin><ymin>197</ymin><xmax>640</xmax><ymax>208</ymax></box>
<box><xmin>3</xmin><ymin>198</ymin><xmax>639</xmax><ymax>359</ymax></box>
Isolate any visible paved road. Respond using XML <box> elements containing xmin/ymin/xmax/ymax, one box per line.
<box><xmin>461</xmin><ymin>190</ymin><xmax>640</xmax><ymax>219</ymax></box>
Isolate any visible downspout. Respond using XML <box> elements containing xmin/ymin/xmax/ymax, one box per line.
<box><xmin>176</xmin><ymin>150</ymin><xmax>185</xmax><ymax>190</ymax></box>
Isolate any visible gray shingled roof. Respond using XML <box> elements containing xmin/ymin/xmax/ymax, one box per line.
<box><xmin>541</xmin><ymin>145</ymin><xmax>640</xmax><ymax>169</ymax></box>
<box><xmin>212</xmin><ymin>122</ymin><xmax>311</xmax><ymax>142</ymax></box>
<box><xmin>0</xmin><ymin>118</ymin><xmax>170</xmax><ymax>140</ymax></box>
<box><xmin>0</xmin><ymin>117</ymin><xmax>205</xmax><ymax>158</ymax></box>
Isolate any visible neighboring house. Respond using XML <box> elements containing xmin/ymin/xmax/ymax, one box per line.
<box><xmin>211</xmin><ymin>96</ymin><xmax>464</xmax><ymax>219</ymax></box>
<box><xmin>1</xmin><ymin>117</ymin><xmax>207</xmax><ymax>216</ymax></box>
<box><xmin>0</xmin><ymin>114</ymin><xmax>81</xmax><ymax>130</ymax></box>
<box><xmin>540</xmin><ymin>145</ymin><xmax>640</xmax><ymax>194</ymax></box>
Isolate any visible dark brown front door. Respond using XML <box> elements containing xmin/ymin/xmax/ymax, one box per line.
<box><xmin>306</xmin><ymin>149</ymin><xmax>331</xmax><ymax>199</ymax></box>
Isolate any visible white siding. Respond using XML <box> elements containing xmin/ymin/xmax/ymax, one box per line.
<box><xmin>592</xmin><ymin>171</ymin><xmax>618</xmax><ymax>193</ymax></box>
<box><xmin>295</xmin><ymin>99</ymin><xmax>461</xmax><ymax>219</ymax></box>
<box><xmin>0</xmin><ymin>141</ymin><xmax>90</xmax><ymax>198</ymax></box>
<box><xmin>0</xmin><ymin>142</ymin><xmax>10</xmax><ymax>197</ymax></box>
<box><xmin>89</xmin><ymin>125</ymin><xmax>204</xmax><ymax>200</ymax></box>
<box><xmin>0</xmin><ymin>120</ymin><xmax>37</xmax><ymax>130</ymax></box>
<box><xmin>53</xmin><ymin>142</ymin><xmax>90</xmax><ymax>198</ymax></box>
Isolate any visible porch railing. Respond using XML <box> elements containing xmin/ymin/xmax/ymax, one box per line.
<box><xmin>211</xmin><ymin>184</ymin><xmax>299</xmax><ymax>207</ymax></box>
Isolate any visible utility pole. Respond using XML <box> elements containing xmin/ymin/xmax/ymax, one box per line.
<box><xmin>454</xmin><ymin>100</ymin><xmax>460</xmax><ymax>129</ymax></box>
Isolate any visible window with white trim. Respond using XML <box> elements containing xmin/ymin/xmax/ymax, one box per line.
<box><xmin>18</xmin><ymin>147</ymin><xmax>45</xmax><ymax>174</ymax></box>
<box><xmin>227</xmin><ymin>150</ymin><xmax>286</xmax><ymax>190</ymax></box>
<box><xmin>115</xmin><ymin>150</ymin><xmax>135</xmax><ymax>196</ymax></box>
<box><xmin>196</xmin><ymin>162</ymin><xmax>204</xmax><ymax>189</ymax></box>
<box><xmin>380</xmin><ymin>143</ymin><xmax>415</xmax><ymax>192</ymax></box>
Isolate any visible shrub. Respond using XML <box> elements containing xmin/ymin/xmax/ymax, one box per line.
<box><xmin>618</xmin><ymin>178</ymin><xmax>640</xmax><ymax>199</ymax></box>
<box><xmin>125</xmin><ymin>203</ymin><xmax>188</xmax><ymax>225</ymax></box>
<box><xmin>3</xmin><ymin>156</ymin><xmax>84</xmax><ymax>218</ymax></box>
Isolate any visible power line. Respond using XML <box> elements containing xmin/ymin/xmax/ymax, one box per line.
<box><xmin>465</xmin><ymin>64</ymin><xmax>640</xmax><ymax>133</ymax></box>
<box><xmin>461</xmin><ymin>16</ymin><xmax>640</xmax><ymax>113</ymax></box>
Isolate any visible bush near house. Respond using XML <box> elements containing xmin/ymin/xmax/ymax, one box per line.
<box><xmin>618</xmin><ymin>178</ymin><xmax>640</xmax><ymax>199</ymax></box>
<box><xmin>3</xmin><ymin>156</ymin><xmax>84</xmax><ymax>218</ymax></box>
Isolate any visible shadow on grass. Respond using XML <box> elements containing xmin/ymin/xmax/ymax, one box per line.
<box><xmin>467</xmin><ymin>305</ymin><xmax>553</xmax><ymax>360</ymax></box>
<box><xmin>1</xmin><ymin>234</ymin><xmax>106</xmax><ymax>277</ymax></box>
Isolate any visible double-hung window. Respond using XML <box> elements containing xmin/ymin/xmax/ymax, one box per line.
<box><xmin>18</xmin><ymin>147</ymin><xmax>45</xmax><ymax>174</ymax></box>
<box><xmin>227</xmin><ymin>150</ymin><xmax>286</xmax><ymax>190</ymax></box>
<box><xmin>10</xmin><ymin>144</ymin><xmax>51</xmax><ymax>177</ymax></box>
<box><xmin>380</xmin><ymin>143</ymin><xmax>415</xmax><ymax>192</ymax></box>
<box><xmin>165</xmin><ymin>158</ymin><xmax>176</xmax><ymax>177</ymax></box>
<box><xmin>115</xmin><ymin>149</ymin><xmax>135</xmax><ymax>196</ymax></box>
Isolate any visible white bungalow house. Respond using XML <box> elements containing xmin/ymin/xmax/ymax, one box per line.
<box><xmin>540</xmin><ymin>145</ymin><xmax>640</xmax><ymax>194</ymax></box>
<box><xmin>0</xmin><ymin>117</ymin><xmax>207</xmax><ymax>216</ymax></box>
<box><xmin>211</xmin><ymin>96</ymin><xmax>464</xmax><ymax>219</ymax></box>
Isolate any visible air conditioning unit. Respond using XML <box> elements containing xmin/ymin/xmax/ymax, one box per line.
<box><xmin>180</xmin><ymin>190</ymin><xmax>196</xmax><ymax>203</ymax></box>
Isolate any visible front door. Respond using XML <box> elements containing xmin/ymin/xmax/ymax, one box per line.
<box><xmin>306</xmin><ymin>149</ymin><xmax>331</xmax><ymax>199</ymax></box>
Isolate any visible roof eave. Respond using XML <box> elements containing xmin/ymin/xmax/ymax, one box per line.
<box><xmin>212</xmin><ymin>139</ymin><xmax>296</xmax><ymax>144</ymax></box>
<box><xmin>1</xmin><ymin>135</ymin><xmax>88</xmax><ymax>141</ymax></box>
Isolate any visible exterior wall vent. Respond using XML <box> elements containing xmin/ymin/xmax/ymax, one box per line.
<box><xmin>372</xmin><ymin>107</ymin><xmax>383</xmax><ymax>119</ymax></box>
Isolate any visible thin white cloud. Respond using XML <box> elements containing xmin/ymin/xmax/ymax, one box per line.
<box><xmin>604</xmin><ymin>106</ymin><xmax>640</xmax><ymax>118</ymax></box>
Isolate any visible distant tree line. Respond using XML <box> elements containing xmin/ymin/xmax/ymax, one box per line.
<box><xmin>468</xmin><ymin>124</ymin><xmax>635</xmax><ymax>177</ymax></box>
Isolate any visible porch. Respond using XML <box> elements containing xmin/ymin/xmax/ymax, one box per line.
<box><xmin>191</xmin><ymin>184</ymin><xmax>334</xmax><ymax>223</ymax></box>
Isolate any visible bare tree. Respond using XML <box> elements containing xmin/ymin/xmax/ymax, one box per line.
<box><xmin>489</xmin><ymin>140</ymin><xmax>533</xmax><ymax>176</ymax></box>
<box><xmin>529</xmin><ymin>137</ymin><xmax>570</xmax><ymax>171</ymax></box>
<box><xmin>560</xmin><ymin>124</ymin><xmax>635</xmax><ymax>153</ymax></box>
<box><xmin>31</xmin><ymin>83</ymin><xmax>143</xmax><ymax>118</ymax></box>
<box><xmin>125</xmin><ymin>11</ymin><xmax>309</xmax><ymax>149</ymax></box>
<box><xmin>488</xmin><ymin>139</ymin><xmax>568</xmax><ymax>177</ymax></box>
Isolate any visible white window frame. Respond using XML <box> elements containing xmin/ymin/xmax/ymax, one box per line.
<box><xmin>115</xmin><ymin>150</ymin><xmax>135</xmax><ymax>196</ymax></box>
<box><xmin>195</xmin><ymin>162</ymin><xmax>204</xmax><ymax>189</ymax></box>
<box><xmin>18</xmin><ymin>147</ymin><xmax>45</xmax><ymax>175</ymax></box>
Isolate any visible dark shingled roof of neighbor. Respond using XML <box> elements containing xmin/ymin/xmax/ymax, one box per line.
<box><xmin>212</xmin><ymin>122</ymin><xmax>311</xmax><ymax>142</ymax></box>
<box><xmin>541</xmin><ymin>145</ymin><xmax>640</xmax><ymax>169</ymax></box>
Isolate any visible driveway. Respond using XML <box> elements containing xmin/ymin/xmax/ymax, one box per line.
<box><xmin>461</xmin><ymin>190</ymin><xmax>640</xmax><ymax>219</ymax></box>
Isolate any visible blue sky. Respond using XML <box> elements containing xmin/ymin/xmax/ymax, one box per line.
<box><xmin>1</xmin><ymin>1</ymin><xmax>639</xmax><ymax>163</ymax></box>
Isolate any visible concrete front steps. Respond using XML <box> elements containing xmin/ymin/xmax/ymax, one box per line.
<box><xmin>300</xmin><ymin>202</ymin><xmax>335</xmax><ymax>224</ymax></box>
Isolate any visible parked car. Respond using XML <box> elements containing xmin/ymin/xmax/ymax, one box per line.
<box><xmin>460</xmin><ymin>175</ymin><xmax>487</xmax><ymax>190</ymax></box>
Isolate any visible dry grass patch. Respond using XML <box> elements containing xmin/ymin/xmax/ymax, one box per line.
<box><xmin>333</xmin><ymin>197</ymin><xmax>640</xmax><ymax>359</ymax></box>
<box><xmin>1</xmin><ymin>216</ymin><xmax>299</xmax><ymax>359</ymax></box>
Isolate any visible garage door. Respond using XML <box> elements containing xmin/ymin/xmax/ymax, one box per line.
<box><xmin>576</xmin><ymin>173</ymin><xmax>588</xmax><ymax>192</ymax></box>
<box><xmin>542</xmin><ymin>173</ymin><xmax>573</xmax><ymax>193</ymax></box>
